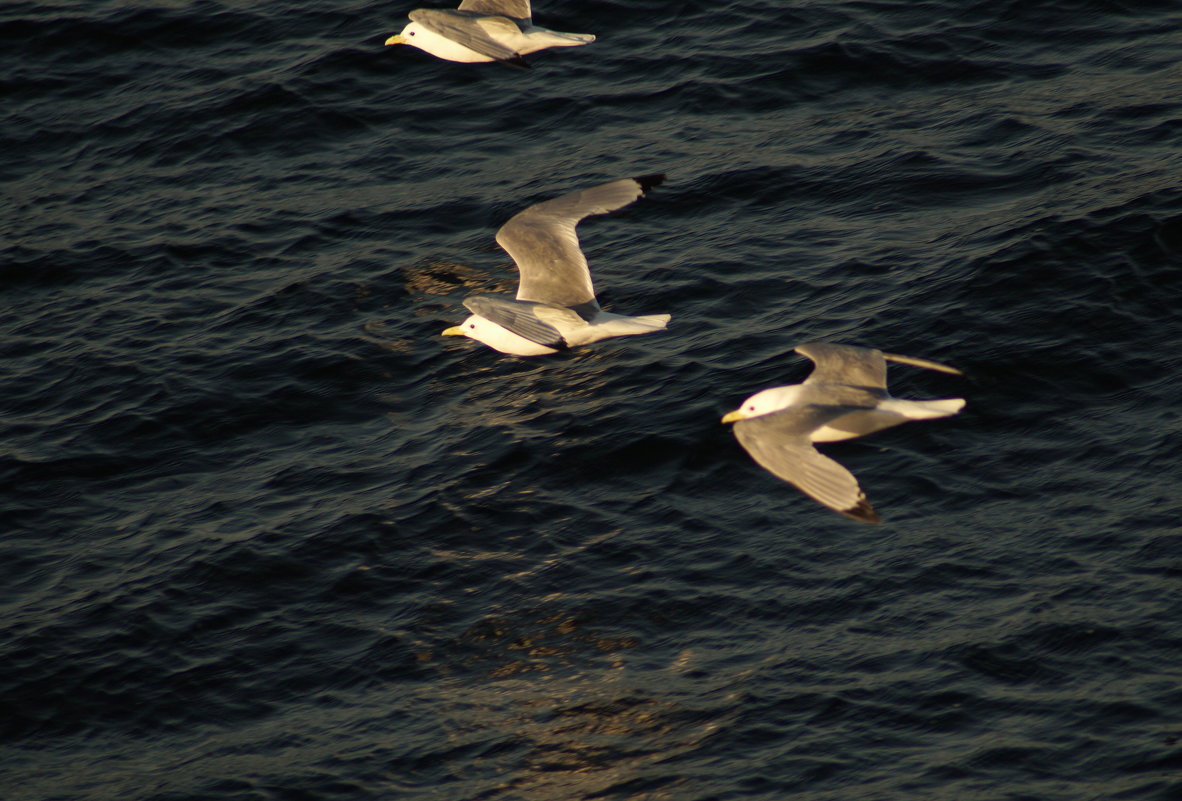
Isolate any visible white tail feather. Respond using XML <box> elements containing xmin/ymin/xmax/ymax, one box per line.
<box><xmin>880</xmin><ymin>397</ymin><xmax>965</xmax><ymax>419</ymax></box>
<box><xmin>593</xmin><ymin>313</ymin><xmax>670</xmax><ymax>335</ymax></box>
<box><xmin>566</xmin><ymin>312</ymin><xmax>670</xmax><ymax>345</ymax></box>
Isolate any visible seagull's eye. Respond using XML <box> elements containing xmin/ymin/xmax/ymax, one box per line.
<box><xmin>468</xmin><ymin>323</ymin><xmax>476</xmax><ymax>329</ymax></box>
<box><xmin>747</xmin><ymin>405</ymin><xmax>755</xmax><ymax>411</ymax></box>
<box><xmin>408</xmin><ymin>31</ymin><xmax>415</xmax><ymax>36</ymax></box>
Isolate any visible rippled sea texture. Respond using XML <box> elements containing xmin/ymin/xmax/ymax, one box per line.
<box><xmin>3</xmin><ymin>1</ymin><xmax>1182</xmax><ymax>799</ymax></box>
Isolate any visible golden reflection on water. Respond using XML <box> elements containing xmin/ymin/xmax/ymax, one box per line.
<box><xmin>394</xmin><ymin>249</ymin><xmax>719</xmax><ymax>796</ymax></box>
<box><xmin>437</xmin><ymin>352</ymin><xmax>618</xmax><ymax>439</ymax></box>
<box><xmin>412</xmin><ymin>609</ymin><xmax>727</xmax><ymax>800</ymax></box>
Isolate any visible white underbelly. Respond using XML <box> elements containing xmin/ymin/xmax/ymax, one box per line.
<box><xmin>413</xmin><ymin>28</ymin><xmax>497</xmax><ymax>62</ymax></box>
<box><xmin>810</xmin><ymin>409</ymin><xmax>905</xmax><ymax>442</ymax></box>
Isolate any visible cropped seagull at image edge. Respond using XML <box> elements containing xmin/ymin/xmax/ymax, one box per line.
<box><xmin>442</xmin><ymin>174</ymin><xmax>670</xmax><ymax>356</ymax></box>
<box><xmin>721</xmin><ymin>343</ymin><xmax>966</xmax><ymax>523</ymax></box>
<box><xmin>385</xmin><ymin>0</ymin><xmax>594</xmax><ymax>67</ymax></box>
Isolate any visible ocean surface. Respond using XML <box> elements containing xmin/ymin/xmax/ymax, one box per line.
<box><xmin>3</xmin><ymin>1</ymin><xmax>1182</xmax><ymax>799</ymax></box>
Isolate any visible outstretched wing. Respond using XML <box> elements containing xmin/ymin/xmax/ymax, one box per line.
<box><xmin>734</xmin><ymin>406</ymin><xmax>881</xmax><ymax>523</ymax></box>
<box><xmin>796</xmin><ymin>342</ymin><xmax>887</xmax><ymax>391</ymax></box>
<box><xmin>881</xmin><ymin>350</ymin><xmax>963</xmax><ymax>375</ymax></box>
<box><xmin>496</xmin><ymin>174</ymin><xmax>665</xmax><ymax>308</ymax></box>
<box><xmin>409</xmin><ymin>9</ymin><xmax>520</xmax><ymax>61</ymax></box>
<box><xmin>458</xmin><ymin>0</ymin><xmax>531</xmax><ymax>21</ymax></box>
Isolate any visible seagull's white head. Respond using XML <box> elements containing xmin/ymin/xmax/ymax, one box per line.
<box><xmin>721</xmin><ymin>385</ymin><xmax>804</xmax><ymax>423</ymax></box>
<box><xmin>385</xmin><ymin>22</ymin><xmax>423</xmax><ymax>47</ymax></box>
<box><xmin>442</xmin><ymin>315</ymin><xmax>560</xmax><ymax>357</ymax></box>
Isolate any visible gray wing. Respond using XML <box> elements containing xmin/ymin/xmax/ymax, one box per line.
<box><xmin>496</xmin><ymin>174</ymin><xmax>665</xmax><ymax>308</ymax></box>
<box><xmin>734</xmin><ymin>407</ymin><xmax>881</xmax><ymax>523</ymax></box>
<box><xmin>408</xmin><ymin>9</ymin><xmax>520</xmax><ymax>61</ymax></box>
<box><xmin>881</xmin><ymin>350</ymin><xmax>963</xmax><ymax>375</ymax></box>
<box><xmin>789</xmin><ymin>382</ymin><xmax>898</xmax><ymax>440</ymax></box>
<box><xmin>797</xmin><ymin>342</ymin><xmax>887</xmax><ymax>390</ymax></box>
<box><xmin>464</xmin><ymin>295</ymin><xmax>585</xmax><ymax>349</ymax></box>
<box><xmin>458</xmin><ymin>0</ymin><xmax>531</xmax><ymax>20</ymax></box>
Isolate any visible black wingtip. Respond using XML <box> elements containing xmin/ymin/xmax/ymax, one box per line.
<box><xmin>843</xmin><ymin>498</ymin><xmax>882</xmax><ymax>524</ymax></box>
<box><xmin>633</xmin><ymin>173</ymin><xmax>666</xmax><ymax>194</ymax></box>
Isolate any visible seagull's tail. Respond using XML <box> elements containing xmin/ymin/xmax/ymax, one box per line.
<box><xmin>625</xmin><ymin>313</ymin><xmax>671</xmax><ymax>331</ymax></box>
<box><xmin>573</xmin><ymin>312</ymin><xmax>669</xmax><ymax>345</ymax></box>
<box><xmin>526</xmin><ymin>29</ymin><xmax>596</xmax><ymax>48</ymax></box>
<box><xmin>881</xmin><ymin>397</ymin><xmax>965</xmax><ymax>420</ymax></box>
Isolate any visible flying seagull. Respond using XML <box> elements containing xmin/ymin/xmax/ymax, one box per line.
<box><xmin>442</xmin><ymin>174</ymin><xmax>670</xmax><ymax>356</ymax></box>
<box><xmin>721</xmin><ymin>343</ymin><xmax>965</xmax><ymax>523</ymax></box>
<box><xmin>385</xmin><ymin>0</ymin><xmax>594</xmax><ymax>68</ymax></box>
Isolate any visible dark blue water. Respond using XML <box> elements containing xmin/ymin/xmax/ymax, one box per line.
<box><xmin>4</xmin><ymin>1</ymin><xmax>1182</xmax><ymax>798</ymax></box>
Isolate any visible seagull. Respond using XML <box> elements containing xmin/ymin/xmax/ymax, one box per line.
<box><xmin>385</xmin><ymin>0</ymin><xmax>595</xmax><ymax>68</ymax></box>
<box><xmin>442</xmin><ymin>174</ymin><xmax>670</xmax><ymax>356</ymax></box>
<box><xmin>721</xmin><ymin>343</ymin><xmax>965</xmax><ymax>523</ymax></box>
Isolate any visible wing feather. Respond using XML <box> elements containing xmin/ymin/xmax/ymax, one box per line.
<box><xmin>458</xmin><ymin>0</ymin><xmax>531</xmax><ymax>20</ymax></box>
<box><xmin>475</xmin><ymin>16</ymin><xmax>522</xmax><ymax>40</ymax></box>
<box><xmin>463</xmin><ymin>296</ymin><xmax>580</xmax><ymax>348</ymax></box>
<box><xmin>496</xmin><ymin>174</ymin><xmax>664</xmax><ymax>307</ymax></box>
<box><xmin>408</xmin><ymin>9</ymin><xmax>519</xmax><ymax>61</ymax></box>
<box><xmin>734</xmin><ymin>410</ymin><xmax>881</xmax><ymax>523</ymax></box>
<box><xmin>796</xmin><ymin>342</ymin><xmax>887</xmax><ymax>390</ymax></box>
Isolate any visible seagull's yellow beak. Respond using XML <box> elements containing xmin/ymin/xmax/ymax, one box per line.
<box><xmin>721</xmin><ymin>409</ymin><xmax>745</xmax><ymax>424</ymax></box>
<box><xmin>385</xmin><ymin>34</ymin><xmax>405</xmax><ymax>46</ymax></box>
<box><xmin>442</xmin><ymin>326</ymin><xmax>466</xmax><ymax>336</ymax></box>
